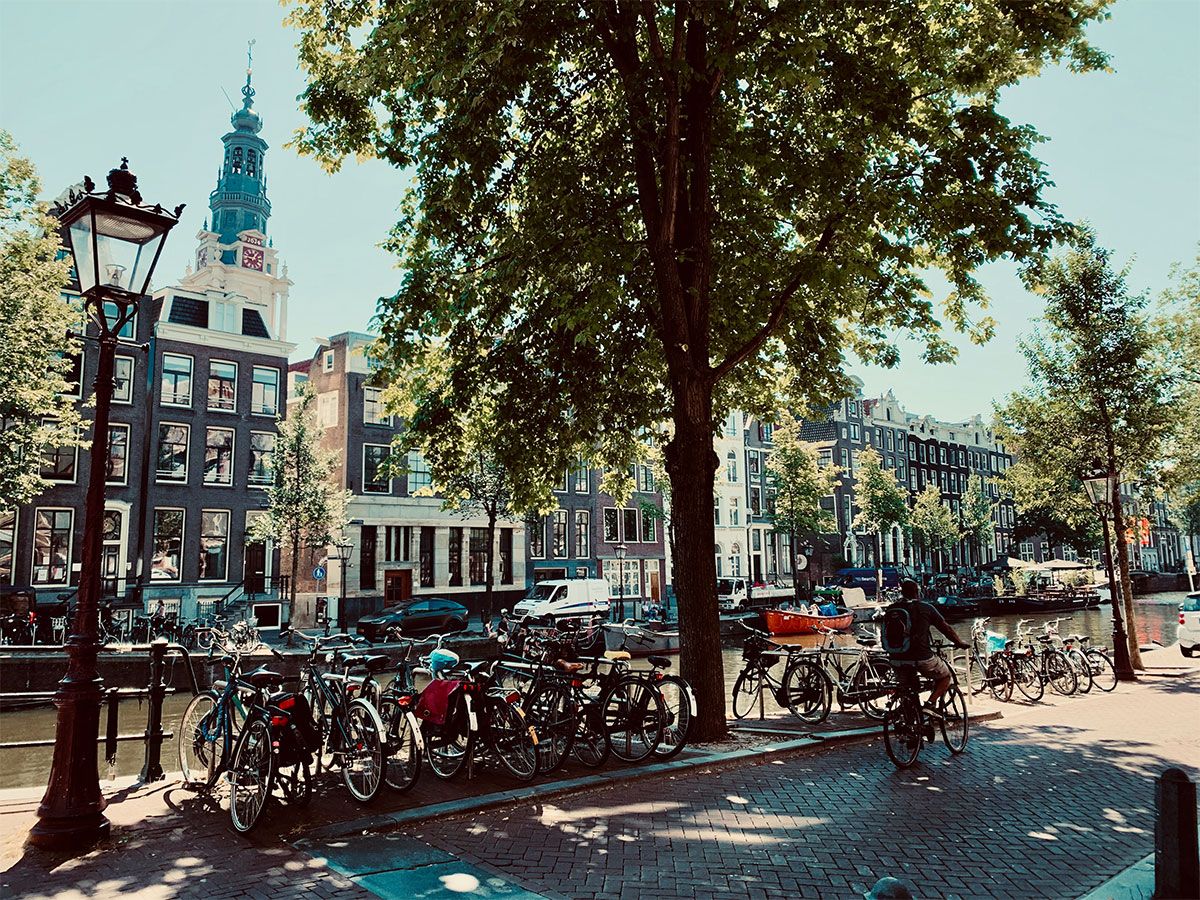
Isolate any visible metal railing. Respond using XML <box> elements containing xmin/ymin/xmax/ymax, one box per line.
<box><xmin>0</xmin><ymin>641</ymin><xmax>198</xmax><ymax>782</ymax></box>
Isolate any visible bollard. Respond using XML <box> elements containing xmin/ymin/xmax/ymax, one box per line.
<box><xmin>104</xmin><ymin>687</ymin><xmax>120</xmax><ymax>767</ymax></box>
<box><xmin>864</xmin><ymin>876</ymin><xmax>915</xmax><ymax>899</ymax></box>
<box><xmin>1155</xmin><ymin>767</ymin><xmax>1199</xmax><ymax>899</ymax></box>
<box><xmin>139</xmin><ymin>638</ymin><xmax>168</xmax><ymax>783</ymax></box>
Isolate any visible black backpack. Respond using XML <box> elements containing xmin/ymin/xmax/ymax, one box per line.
<box><xmin>881</xmin><ymin>601</ymin><xmax>914</xmax><ymax>655</ymax></box>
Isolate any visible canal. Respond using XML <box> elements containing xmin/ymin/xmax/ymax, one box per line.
<box><xmin>0</xmin><ymin>592</ymin><xmax>1188</xmax><ymax>791</ymax></box>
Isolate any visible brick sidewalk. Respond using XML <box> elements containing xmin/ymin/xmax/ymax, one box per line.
<box><xmin>398</xmin><ymin>671</ymin><xmax>1199</xmax><ymax>899</ymax></box>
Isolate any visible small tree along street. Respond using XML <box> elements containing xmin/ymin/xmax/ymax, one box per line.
<box><xmin>998</xmin><ymin>233</ymin><xmax>1181</xmax><ymax>672</ymax></box>
<box><xmin>960</xmin><ymin>474</ymin><xmax>996</xmax><ymax>570</ymax></box>
<box><xmin>0</xmin><ymin>131</ymin><xmax>79</xmax><ymax>510</ymax></box>
<box><xmin>765</xmin><ymin>415</ymin><xmax>839</xmax><ymax>602</ymax></box>
<box><xmin>289</xmin><ymin>0</ymin><xmax>1112</xmax><ymax>738</ymax></box>
<box><xmin>908</xmin><ymin>484</ymin><xmax>961</xmax><ymax>577</ymax></box>
<box><xmin>852</xmin><ymin>448</ymin><xmax>910</xmax><ymax>590</ymax></box>
<box><xmin>251</xmin><ymin>383</ymin><xmax>348</xmax><ymax>613</ymax></box>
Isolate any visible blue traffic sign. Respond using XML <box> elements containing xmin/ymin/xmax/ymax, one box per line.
<box><xmin>313</xmin><ymin>565</ymin><xmax>327</xmax><ymax>581</ymax></box>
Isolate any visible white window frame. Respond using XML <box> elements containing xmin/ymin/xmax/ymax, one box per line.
<box><xmin>528</xmin><ymin>518</ymin><xmax>546</xmax><ymax>559</ymax></box>
<box><xmin>160</xmin><ymin>353</ymin><xmax>193</xmax><ymax>407</ymax></box>
<box><xmin>249</xmin><ymin>431</ymin><xmax>275</xmax><ymax>487</ymax></box>
<box><xmin>112</xmin><ymin>354</ymin><xmax>135</xmax><ymax>404</ymax></box>
<box><xmin>575</xmin><ymin>509</ymin><xmax>590</xmax><ymax>558</ymax></box>
<box><xmin>323</xmin><ymin>350</ymin><xmax>335</xmax><ymax>373</ymax></box>
<box><xmin>106</xmin><ymin>423</ymin><xmax>130</xmax><ymax>486</ymax></box>
<box><xmin>203</xmin><ymin>426</ymin><xmax>235</xmax><ymax>487</ymax></box>
<box><xmin>156</xmin><ymin>422</ymin><xmax>190</xmax><ymax>484</ymax></box>
<box><xmin>198</xmin><ymin>509</ymin><xmax>231</xmax><ymax>582</ymax></box>
<box><xmin>363</xmin><ymin>386</ymin><xmax>390</xmax><ymax>426</ymax></box>
<box><xmin>150</xmin><ymin>508</ymin><xmax>186</xmax><ymax>583</ymax></box>
<box><xmin>552</xmin><ymin>509</ymin><xmax>568</xmax><ymax>559</ymax></box>
<box><xmin>363</xmin><ymin>443</ymin><xmax>392</xmax><ymax>494</ymax></box>
<box><xmin>40</xmin><ymin>419</ymin><xmax>78</xmax><ymax>484</ymax></box>
<box><xmin>103</xmin><ymin>301</ymin><xmax>137</xmax><ymax>342</ymax></box>
<box><xmin>207</xmin><ymin>359</ymin><xmax>238</xmax><ymax>412</ymax></box>
<box><xmin>406</xmin><ymin>448</ymin><xmax>432</xmax><ymax>492</ymax></box>
<box><xmin>603</xmin><ymin>507</ymin><xmax>619</xmax><ymax>543</ymax></box>
<box><xmin>0</xmin><ymin>509</ymin><xmax>15</xmax><ymax>585</ymax></box>
<box><xmin>31</xmin><ymin>507</ymin><xmax>74</xmax><ymax>587</ymax></box>
<box><xmin>251</xmin><ymin>366</ymin><xmax>280</xmax><ymax>417</ymax></box>
<box><xmin>212</xmin><ymin>300</ymin><xmax>239</xmax><ymax>334</ymax></box>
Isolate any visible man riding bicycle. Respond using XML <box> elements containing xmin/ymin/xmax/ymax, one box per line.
<box><xmin>884</xmin><ymin>580</ymin><xmax>969</xmax><ymax>715</ymax></box>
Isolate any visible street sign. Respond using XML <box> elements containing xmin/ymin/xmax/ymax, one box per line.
<box><xmin>313</xmin><ymin>565</ymin><xmax>327</xmax><ymax>581</ymax></box>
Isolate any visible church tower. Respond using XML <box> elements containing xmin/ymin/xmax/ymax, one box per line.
<box><xmin>183</xmin><ymin>42</ymin><xmax>291</xmax><ymax>341</ymax></box>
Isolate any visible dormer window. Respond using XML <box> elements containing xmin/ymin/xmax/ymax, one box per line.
<box><xmin>212</xmin><ymin>300</ymin><xmax>238</xmax><ymax>334</ymax></box>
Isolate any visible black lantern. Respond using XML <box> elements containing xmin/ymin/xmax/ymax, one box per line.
<box><xmin>614</xmin><ymin>543</ymin><xmax>627</xmax><ymax>621</ymax></box>
<box><xmin>331</xmin><ymin>539</ymin><xmax>354</xmax><ymax>633</ymax></box>
<box><xmin>1082</xmin><ymin>466</ymin><xmax>1118</xmax><ymax>510</ymax></box>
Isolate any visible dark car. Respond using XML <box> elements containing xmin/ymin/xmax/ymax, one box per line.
<box><xmin>356</xmin><ymin>597</ymin><xmax>469</xmax><ymax>643</ymax></box>
<box><xmin>832</xmin><ymin>565</ymin><xmax>917</xmax><ymax>598</ymax></box>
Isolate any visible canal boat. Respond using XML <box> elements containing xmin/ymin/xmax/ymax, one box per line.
<box><xmin>762</xmin><ymin>607</ymin><xmax>854</xmax><ymax>636</ymax></box>
<box><xmin>604</xmin><ymin>621</ymin><xmax>680</xmax><ymax>656</ymax></box>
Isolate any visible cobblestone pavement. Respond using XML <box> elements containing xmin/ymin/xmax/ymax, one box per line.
<box><xmin>403</xmin><ymin>671</ymin><xmax>1200</xmax><ymax>900</ymax></box>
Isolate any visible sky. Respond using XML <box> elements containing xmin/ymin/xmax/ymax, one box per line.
<box><xmin>2</xmin><ymin>0</ymin><xmax>1197</xmax><ymax>423</ymax></box>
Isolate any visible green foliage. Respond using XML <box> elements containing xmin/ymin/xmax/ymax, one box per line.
<box><xmin>1156</xmin><ymin>249</ymin><xmax>1200</xmax><ymax>529</ymax></box>
<box><xmin>0</xmin><ymin>131</ymin><xmax>79</xmax><ymax>509</ymax></box>
<box><xmin>852</xmin><ymin>447</ymin><xmax>909</xmax><ymax>537</ymax></box>
<box><xmin>765</xmin><ymin>414</ymin><xmax>839</xmax><ymax>539</ymax></box>
<box><xmin>960</xmin><ymin>474</ymin><xmax>996</xmax><ymax>558</ymax></box>
<box><xmin>909</xmin><ymin>484</ymin><xmax>961</xmax><ymax>560</ymax></box>
<box><xmin>1011</xmin><ymin>567</ymin><xmax>1033</xmax><ymax>596</ymax></box>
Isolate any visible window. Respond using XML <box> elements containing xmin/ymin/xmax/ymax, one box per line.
<box><xmin>448</xmin><ymin>528</ymin><xmax>463</xmax><ymax>586</ymax></box>
<box><xmin>106</xmin><ymin>424</ymin><xmax>129</xmax><ymax>485</ymax></box>
<box><xmin>725</xmin><ymin>412</ymin><xmax>739</xmax><ymax>436</ymax></box>
<box><xmin>323</xmin><ymin>350</ymin><xmax>335</xmax><ymax>372</ymax></box>
<box><xmin>208</xmin><ymin>360</ymin><xmax>237</xmax><ymax>411</ymax></box>
<box><xmin>420</xmin><ymin>527</ymin><xmax>435</xmax><ymax>587</ymax></box>
<box><xmin>251</xmin><ymin>367</ymin><xmax>279</xmax><ymax>416</ymax></box>
<box><xmin>641</xmin><ymin>510</ymin><xmax>656</xmax><ymax>542</ymax></box>
<box><xmin>406</xmin><ymin>449</ymin><xmax>431</xmax><ymax>491</ymax></box>
<box><xmin>0</xmin><ymin>510</ymin><xmax>14</xmax><ymax>584</ymax></box>
<box><xmin>575</xmin><ymin>510</ymin><xmax>589</xmax><ymax>558</ymax></box>
<box><xmin>500</xmin><ymin>528</ymin><xmax>514</xmax><ymax>584</ymax></box>
<box><xmin>199</xmin><ymin>510</ymin><xmax>230</xmax><ymax>581</ymax></box>
<box><xmin>637</xmin><ymin>465</ymin><xmax>654</xmax><ymax>493</ymax></box>
<box><xmin>602</xmin><ymin>558</ymin><xmax>641</xmax><ymax>598</ymax></box>
<box><xmin>528</xmin><ymin>517</ymin><xmax>546</xmax><ymax>558</ymax></box>
<box><xmin>714</xmin><ymin>496</ymin><xmax>721</xmax><ymax>526</ymax></box>
<box><xmin>212</xmin><ymin>300</ymin><xmax>238</xmax><ymax>333</ymax></box>
<box><xmin>31</xmin><ymin>509</ymin><xmax>73</xmax><ymax>585</ymax></box>
<box><xmin>939</xmin><ymin>447</ymin><xmax>947</xmax><ymax>464</ymax></box>
<box><xmin>726</xmin><ymin>451</ymin><xmax>738</xmax><ymax>483</ymax></box>
<box><xmin>40</xmin><ymin>425</ymin><xmax>77</xmax><ymax>483</ymax></box>
<box><xmin>751</xmin><ymin>487</ymin><xmax>762</xmax><ymax>516</ymax></box>
<box><xmin>850</xmin><ymin>423</ymin><xmax>860</xmax><ymax>441</ymax></box>
<box><xmin>317</xmin><ymin>393</ymin><xmax>338</xmax><ymax>428</ymax></box>
<box><xmin>886</xmin><ymin>431</ymin><xmax>894</xmax><ymax>451</ymax></box>
<box><xmin>249</xmin><ymin>432</ymin><xmax>275</xmax><ymax>485</ymax></box>
<box><xmin>156</xmin><ymin>424</ymin><xmax>190</xmax><ymax>482</ymax></box>
<box><xmin>730</xmin><ymin>496</ymin><xmax>740</xmax><ymax>527</ymax></box>
<box><xmin>555</xmin><ymin>470</ymin><xmax>569</xmax><ymax>493</ymax></box>
<box><xmin>103</xmin><ymin>301</ymin><xmax>136</xmax><ymax>340</ymax></box>
<box><xmin>203</xmin><ymin>427</ymin><xmax>234</xmax><ymax>486</ymax></box>
<box><xmin>1019</xmin><ymin>542</ymin><xmax>1035</xmax><ymax>563</ymax></box>
<box><xmin>113</xmin><ymin>355</ymin><xmax>134</xmax><ymax>403</ymax></box>
<box><xmin>469</xmin><ymin>528</ymin><xmax>488</xmax><ymax>585</ymax></box>
<box><xmin>763</xmin><ymin>423</ymin><xmax>774</xmax><ymax>442</ymax></box>
<box><xmin>622</xmin><ymin>508</ymin><xmax>639</xmax><ymax>543</ymax></box>
<box><xmin>603</xmin><ymin>508</ymin><xmax>619</xmax><ymax>543</ymax></box>
<box><xmin>919</xmin><ymin>445</ymin><xmax>927</xmax><ymax>462</ymax></box>
<box><xmin>748</xmin><ymin>451</ymin><xmax>760</xmax><ymax>476</ymax></box>
<box><xmin>151</xmin><ymin>509</ymin><xmax>184</xmax><ymax>582</ymax></box>
<box><xmin>161</xmin><ymin>354</ymin><xmax>192</xmax><ymax>406</ymax></box>
<box><xmin>364</xmin><ymin>444</ymin><xmax>391</xmax><ymax>493</ymax></box>
<box><xmin>552</xmin><ymin>510</ymin><xmax>568</xmax><ymax>558</ymax></box>
<box><xmin>363</xmin><ymin>387</ymin><xmax>390</xmax><ymax>425</ymax></box>
<box><xmin>573</xmin><ymin>463</ymin><xmax>589</xmax><ymax>493</ymax></box>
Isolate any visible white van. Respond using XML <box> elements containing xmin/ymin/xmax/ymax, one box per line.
<box><xmin>512</xmin><ymin>578</ymin><xmax>611</xmax><ymax>623</ymax></box>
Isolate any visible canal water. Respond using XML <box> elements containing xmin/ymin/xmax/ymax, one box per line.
<box><xmin>0</xmin><ymin>592</ymin><xmax>1188</xmax><ymax>791</ymax></box>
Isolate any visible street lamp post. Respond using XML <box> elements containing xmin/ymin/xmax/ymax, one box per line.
<box><xmin>332</xmin><ymin>540</ymin><xmax>354</xmax><ymax>634</ymax></box>
<box><xmin>745</xmin><ymin>515</ymin><xmax>754</xmax><ymax>606</ymax></box>
<box><xmin>31</xmin><ymin>161</ymin><xmax>182</xmax><ymax>849</ymax></box>
<box><xmin>1082</xmin><ymin>462</ymin><xmax>1136</xmax><ymax>681</ymax></box>
<box><xmin>614</xmin><ymin>543</ymin><xmax>627</xmax><ymax>621</ymax></box>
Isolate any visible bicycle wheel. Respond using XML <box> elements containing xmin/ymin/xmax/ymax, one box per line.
<box><xmin>196</xmin><ymin>629</ymin><xmax>214</xmax><ymax>651</ymax></box>
<box><xmin>1089</xmin><ymin>650</ymin><xmax>1117</xmax><ymax>692</ymax></box>
<box><xmin>378</xmin><ymin>697</ymin><xmax>423</xmax><ymax>793</ymax></box>
<box><xmin>486</xmin><ymin>695</ymin><xmax>539</xmax><ymax>782</ymax></box>
<box><xmin>179</xmin><ymin>691</ymin><xmax>224</xmax><ymax>789</ymax></box>
<box><xmin>274</xmin><ymin>758</ymin><xmax>312</xmax><ymax>807</ymax></box>
<box><xmin>1067</xmin><ymin>649</ymin><xmax>1093</xmax><ymax>694</ymax></box>
<box><xmin>529</xmin><ymin>683</ymin><xmax>577</xmax><ymax>775</ymax></box>
<box><xmin>731</xmin><ymin>667</ymin><xmax>762</xmax><ymax>720</ymax></box>
<box><xmin>301</xmin><ymin>682</ymin><xmax>337</xmax><ymax>773</ymax></box>
<box><xmin>883</xmin><ymin>695</ymin><xmax>923</xmax><ymax>769</ymax></box>
<box><xmin>986</xmin><ymin>655</ymin><xmax>1013</xmax><ymax>703</ymax></box>
<box><xmin>852</xmin><ymin>658</ymin><xmax>892</xmax><ymax>721</ymax></box>
<box><xmin>424</xmin><ymin>694</ymin><xmax>472</xmax><ymax>780</ymax></box>
<box><xmin>653</xmin><ymin>674</ymin><xmax>693</xmax><ymax>760</ymax></box>
<box><xmin>573</xmin><ymin>699</ymin><xmax>609</xmax><ymax>768</ymax></box>
<box><xmin>340</xmin><ymin>699</ymin><xmax>385</xmax><ymax>802</ymax></box>
<box><xmin>602</xmin><ymin>677</ymin><xmax>663</xmax><ymax>764</ymax></box>
<box><xmin>1013</xmin><ymin>655</ymin><xmax>1044</xmax><ymax>702</ymax></box>
<box><xmin>782</xmin><ymin>659</ymin><xmax>831</xmax><ymax>724</ymax></box>
<box><xmin>1046</xmin><ymin>650</ymin><xmax>1078</xmax><ymax>696</ymax></box>
<box><xmin>228</xmin><ymin>716</ymin><xmax>275</xmax><ymax>834</ymax></box>
<box><xmin>939</xmin><ymin>687</ymin><xmax>969</xmax><ymax>754</ymax></box>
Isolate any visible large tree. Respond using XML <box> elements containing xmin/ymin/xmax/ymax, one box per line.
<box><xmin>0</xmin><ymin>131</ymin><xmax>79</xmax><ymax>510</ymax></box>
<box><xmin>852</xmin><ymin>447</ymin><xmax>910</xmax><ymax>589</ymax></box>
<box><xmin>765</xmin><ymin>415</ymin><xmax>840</xmax><ymax>601</ymax></box>
<box><xmin>997</xmin><ymin>233</ymin><xmax>1179</xmax><ymax>672</ymax></box>
<box><xmin>909</xmin><ymin>483</ymin><xmax>961</xmax><ymax>575</ymax></box>
<box><xmin>289</xmin><ymin>0</ymin><xmax>1110</xmax><ymax>737</ymax></box>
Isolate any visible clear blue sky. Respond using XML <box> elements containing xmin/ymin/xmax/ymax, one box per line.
<box><xmin>2</xmin><ymin>1</ymin><xmax>1197</xmax><ymax>422</ymax></box>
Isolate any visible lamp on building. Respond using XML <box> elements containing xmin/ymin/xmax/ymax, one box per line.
<box><xmin>1081</xmin><ymin>461</ymin><xmax>1135</xmax><ymax>681</ymax></box>
<box><xmin>331</xmin><ymin>539</ymin><xmax>355</xmax><ymax>634</ymax></box>
<box><xmin>31</xmin><ymin>161</ymin><xmax>182</xmax><ymax>849</ymax></box>
<box><xmin>614</xmin><ymin>543</ymin><xmax>627</xmax><ymax>621</ymax></box>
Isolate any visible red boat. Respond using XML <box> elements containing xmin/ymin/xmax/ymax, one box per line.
<box><xmin>762</xmin><ymin>607</ymin><xmax>855</xmax><ymax>636</ymax></box>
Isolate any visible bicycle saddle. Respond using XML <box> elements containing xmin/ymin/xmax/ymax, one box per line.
<box><xmin>554</xmin><ymin>659</ymin><xmax>586</xmax><ymax>673</ymax></box>
<box><xmin>647</xmin><ymin>655</ymin><xmax>672</xmax><ymax>669</ymax></box>
<box><xmin>240</xmin><ymin>665</ymin><xmax>285</xmax><ymax>689</ymax></box>
<box><xmin>856</xmin><ymin>636</ymin><xmax>878</xmax><ymax>647</ymax></box>
<box><xmin>1067</xmin><ymin>634</ymin><xmax>1089</xmax><ymax>643</ymax></box>
<box><xmin>340</xmin><ymin>652</ymin><xmax>391</xmax><ymax>673</ymax></box>
<box><xmin>604</xmin><ymin>650</ymin><xmax>632</xmax><ymax>661</ymax></box>
<box><xmin>1036</xmin><ymin>635</ymin><xmax>1054</xmax><ymax>643</ymax></box>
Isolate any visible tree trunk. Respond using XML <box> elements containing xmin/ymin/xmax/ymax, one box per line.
<box><xmin>484</xmin><ymin>509</ymin><xmax>496</xmax><ymax>626</ymax></box>
<box><xmin>290</xmin><ymin>534</ymin><xmax>299</xmax><ymax>617</ymax></box>
<box><xmin>875</xmin><ymin>532</ymin><xmax>884</xmax><ymax>593</ymax></box>
<box><xmin>664</xmin><ymin>392</ymin><xmax>724</xmax><ymax>742</ymax></box>
<box><xmin>1110</xmin><ymin>478</ymin><xmax>1144</xmax><ymax>670</ymax></box>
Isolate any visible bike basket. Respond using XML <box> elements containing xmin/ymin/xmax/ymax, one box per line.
<box><xmin>986</xmin><ymin>632</ymin><xmax>1006</xmax><ymax>654</ymax></box>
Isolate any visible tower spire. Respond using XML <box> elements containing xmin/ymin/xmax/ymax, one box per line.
<box><xmin>242</xmin><ymin>39</ymin><xmax>256</xmax><ymax>108</ymax></box>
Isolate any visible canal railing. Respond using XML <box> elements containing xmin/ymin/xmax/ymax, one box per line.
<box><xmin>0</xmin><ymin>640</ymin><xmax>198</xmax><ymax>783</ymax></box>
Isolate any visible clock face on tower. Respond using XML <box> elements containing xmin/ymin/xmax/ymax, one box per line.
<box><xmin>241</xmin><ymin>247</ymin><xmax>264</xmax><ymax>271</ymax></box>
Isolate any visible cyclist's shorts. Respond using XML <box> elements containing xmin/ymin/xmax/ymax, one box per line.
<box><xmin>916</xmin><ymin>655</ymin><xmax>952</xmax><ymax>680</ymax></box>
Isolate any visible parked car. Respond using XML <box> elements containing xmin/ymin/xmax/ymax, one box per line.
<box><xmin>1179</xmin><ymin>592</ymin><xmax>1200</xmax><ymax>658</ymax></box>
<box><xmin>356</xmin><ymin>597</ymin><xmax>469</xmax><ymax>642</ymax></box>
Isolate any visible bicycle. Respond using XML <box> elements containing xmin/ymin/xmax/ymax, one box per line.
<box><xmin>1063</xmin><ymin>631</ymin><xmax>1117</xmax><ymax>693</ymax></box>
<box><xmin>804</xmin><ymin>625</ymin><xmax>896</xmax><ymax>721</ymax></box>
<box><xmin>178</xmin><ymin>644</ymin><xmax>253</xmax><ymax>789</ymax></box>
<box><xmin>1016</xmin><ymin>619</ymin><xmax>1077</xmax><ymax>696</ymax></box>
<box><xmin>966</xmin><ymin>617</ymin><xmax>1014</xmax><ymax>702</ymax></box>
<box><xmin>372</xmin><ymin>635</ymin><xmax>431</xmax><ymax>793</ymax></box>
<box><xmin>882</xmin><ymin>642</ymin><xmax>969</xmax><ymax>769</ymax></box>
<box><xmin>731</xmin><ymin>623</ymin><xmax>828</xmax><ymax>723</ymax></box>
